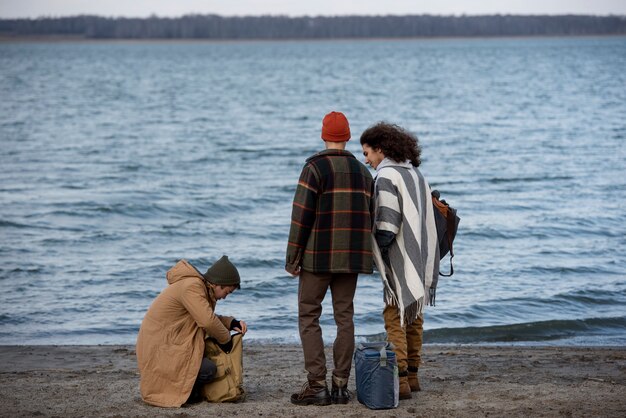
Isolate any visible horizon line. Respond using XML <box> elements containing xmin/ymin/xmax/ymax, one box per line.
<box><xmin>2</xmin><ymin>12</ymin><xmax>626</xmax><ymax>20</ymax></box>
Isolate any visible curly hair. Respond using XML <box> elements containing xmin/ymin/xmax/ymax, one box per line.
<box><xmin>359</xmin><ymin>122</ymin><xmax>422</xmax><ymax>167</ymax></box>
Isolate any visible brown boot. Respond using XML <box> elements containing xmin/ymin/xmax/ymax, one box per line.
<box><xmin>399</xmin><ymin>375</ymin><xmax>412</xmax><ymax>400</ymax></box>
<box><xmin>408</xmin><ymin>366</ymin><xmax>421</xmax><ymax>392</ymax></box>
<box><xmin>290</xmin><ymin>380</ymin><xmax>331</xmax><ymax>406</ymax></box>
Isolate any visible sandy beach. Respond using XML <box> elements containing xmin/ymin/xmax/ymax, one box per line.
<box><xmin>1</xmin><ymin>344</ymin><xmax>624</xmax><ymax>417</ymax></box>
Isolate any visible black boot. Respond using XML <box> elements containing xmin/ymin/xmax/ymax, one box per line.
<box><xmin>331</xmin><ymin>384</ymin><xmax>351</xmax><ymax>404</ymax></box>
<box><xmin>183</xmin><ymin>387</ymin><xmax>204</xmax><ymax>405</ymax></box>
<box><xmin>331</xmin><ymin>376</ymin><xmax>351</xmax><ymax>404</ymax></box>
<box><xmin>290</xmin><ymin>380</ymin><xmax>331</xmax><ymax>406</ymax></box>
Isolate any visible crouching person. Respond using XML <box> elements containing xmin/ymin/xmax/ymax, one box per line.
<box><xmin>136</xmin><ymin>255</ymin><xmax>247</xmax><ymax>407</ymax></box>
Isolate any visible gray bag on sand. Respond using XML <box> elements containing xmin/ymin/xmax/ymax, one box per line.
<box><xmin>354</xmin><ymin>342</ymin><xmax>399</xmax><ymax>409</ymax></box>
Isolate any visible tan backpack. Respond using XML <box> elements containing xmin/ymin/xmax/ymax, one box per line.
<box><xmin>201</xmin><ymin>333</ymin><xmax>245</xmax><ymax>402</ymax></box>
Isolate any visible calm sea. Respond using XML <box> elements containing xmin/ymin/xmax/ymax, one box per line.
<box><xmin>1</xmin><ymin>37</ymin><xmax>625</xmax><ymax>345</ymax></box>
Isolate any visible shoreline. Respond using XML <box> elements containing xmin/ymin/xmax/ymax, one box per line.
<box><xmin>1</xmin><ymin>344</ymin><xmax>624</xmax><ymax>417</ymax></box>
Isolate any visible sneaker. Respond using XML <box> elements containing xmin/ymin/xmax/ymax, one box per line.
<box><xmin>290</xmin><ymin>381</ymin><xmax>331</xmax><ymax>406</ymax></box>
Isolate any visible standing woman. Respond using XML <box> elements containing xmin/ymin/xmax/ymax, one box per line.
<box><xmin>360</xmin><ymin>122</ymin><xmax>439</xmax><ymax>400</ymax></box>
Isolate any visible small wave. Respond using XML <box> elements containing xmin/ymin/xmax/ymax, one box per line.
<box><xmin>0</xmin><ymin>313</ymin><xmax>29</xmax><ymax>325</ymax></box>
<box><xmin>90</xmin><ymin>202</ymin><xmax>168</xmax><ymax>216</ymax></box>
<box><xmin>34</xmin><ymin>324</ymin><xmax>141</xmax><ymax>338</ymax></box>
<box><xmin>0</xmin><ymin>220</ymin><xmax>30</xmax><ymax>229</ymax></box>
<box><xmin>462</xmin><ymin>227</ymin><xmax>522</xmax><ymax>239</ymax></box>
<box><xmin>60</xmin><ymin>183</ymin><xmax>88</xmax><ymax>190</ymax></box>
<box><xmin>463</xmin><ymin>224</ymin><xmax>619</xmax><ymax>240</ymax></box>
<box><xmin>102</xmin><ymin>289</ymin><xmax>161</xmax><ymax>300</ymax></box>
<box><xmin>236</xmin><ymin>257</ymin><xmax>284</xmax><ymax>269</ymax></box>
<box><xmin>120</xmin><ymin>163</ymin><xmax>142</xmax><ymax>172</ymax></box>
<box><xmin>553</xmin><ymin>288</ymin><xmax>626</xmax><ymax>306</ymax></box>
<box><xmin>4</xmin><ymin>266</ymin><xmax>47</xmax><ymax>274</ymax></box>
<box><xmin>29</xmin><ymin>202</ymin><xmax>175</xmax><ymax>219</ymax></box>
<box><xmin>420</xmin><ymin>316</ymin><xmax>626</xmax><ymax>344</ymax></box>
<box><xmin>244</xmin><ymin>279</ymin><xmax>297</xmax><ymax>298</ymax></box>
<box><xmin>519</xmin><ymin>265</ymin><xmax>616</xmax><ymax>276</ymax></box>
<box><xmin>484</xmin><ymin>175</ymin><xmax>573</xmax><ymax>184</ymax></box>
<box><xmin>222</xmin><ymin>147</ymin><xmax>263</xmax><ymax>154</ymax></box>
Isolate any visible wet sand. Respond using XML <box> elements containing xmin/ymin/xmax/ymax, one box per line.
<box><xmin>1</xmin><ymin>344</ymin><xmax>624</xmax><ymax>417</ymax></box>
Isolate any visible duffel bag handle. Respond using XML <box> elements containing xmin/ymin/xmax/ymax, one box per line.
<box><xmin>356</xmin><ymin>342</ymin><xmax>393</xmax><ymax>367</ymax></box>
<box><xmin>379</xmin><ymin>346</ymin><xmax>387</xmax><ymax>367</ymax></box>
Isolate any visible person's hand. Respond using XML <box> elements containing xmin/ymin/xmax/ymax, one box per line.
<box><xmin>234</xmin><ymin>320</ymin><xmax>247</xmax><ymax>335</ymax></box>
<box><xmin>230</xmin><ymin>319</ymin><xmax>247</xmax><ymax>335</ymax></box>
<box><xmin>285</xmin><ymin>265</ymin><xmax>301</xmax><ymax>277</ymax></box>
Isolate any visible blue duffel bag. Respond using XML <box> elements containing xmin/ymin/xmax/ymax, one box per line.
<box><xmin>354</xmin><ymin>342</ymin><xmax>399</xmax><ymax>409</ymax></box>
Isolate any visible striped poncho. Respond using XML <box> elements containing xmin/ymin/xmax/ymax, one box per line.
<box><xmin>373</xmin><ymin>158</ymin><xmax>440</xmax><ymax>326</ymax></box>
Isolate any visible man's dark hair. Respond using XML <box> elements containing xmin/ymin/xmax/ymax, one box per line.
<box><xmin>360</xmin><ymin>122</ymin><xmax>422</xmax><ymax>167</ymax></box>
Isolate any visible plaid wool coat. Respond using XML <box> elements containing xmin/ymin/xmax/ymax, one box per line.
<box><xmin>286</xmin><ymin>149</ymin><xmax>375</xmax><ymax>274</ymax></box>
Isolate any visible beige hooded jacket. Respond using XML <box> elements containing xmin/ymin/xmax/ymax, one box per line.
<box><xmin>136</xmin><ymin>259</ymin><xmax>234</xmax><ymax>407</ymax></box>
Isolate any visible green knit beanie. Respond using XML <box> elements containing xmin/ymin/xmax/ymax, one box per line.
<box><xmin>203</xmin><ymin>255</ymin><xmax>241</xmax><ymax>289</ymax></box>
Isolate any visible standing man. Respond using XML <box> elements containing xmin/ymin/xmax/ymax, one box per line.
<box><xmin>360</xmin><ymin>122</ymin><xmax>440</xmax><ymax>399</ymax></box>
<box><xmin>286</xmin><ymin>111</ymin><xmax>374</xmax><ymax>406</ymax></box>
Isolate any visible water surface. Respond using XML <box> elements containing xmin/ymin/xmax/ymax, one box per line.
<box><xmin>1</xmin><ymin>37</ymin><xmax>625</xmax><ymax>345</ymax></box>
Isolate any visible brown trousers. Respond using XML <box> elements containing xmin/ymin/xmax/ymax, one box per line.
<box><xmin>298</xmin><ymin>270</ymin><xmax>358</xmax><ymax>382</ymax></box>
<box><xmin>383</xmin><ymin>304</ymin><xmax>424</xmax><ymax>373</ymax></box>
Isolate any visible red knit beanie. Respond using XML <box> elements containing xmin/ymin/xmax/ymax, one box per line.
<box><xmin>321</xmin><ymin>111</ymin><xmax>351</xmax><ymax>142</ymax></box>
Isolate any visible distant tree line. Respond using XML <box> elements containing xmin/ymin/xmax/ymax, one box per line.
<box><xmin>0</xmin><ymin>14</ymin><xmax>625</xmax><ymax>39</ymax></box>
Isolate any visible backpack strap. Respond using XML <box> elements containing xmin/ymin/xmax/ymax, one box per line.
<box><xmin>439</xmin><ymin>206</ymin><xmax>457</xmax><ymax>276</ymax></box>
<box><xmin>439</xmin><ymin>248</ymin><xmax>454</xmax><ymax>276</ymax></box>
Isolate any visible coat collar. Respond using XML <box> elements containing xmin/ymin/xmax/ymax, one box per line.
<box><xmin>376</xmin><ymin>157</ymin><xmax>413</xmax><ymax>172</ymax></box>
<box><xmin>206</xmin><ymin>284</ymin><xmax>218</xmax><ymax>307</ymax></box>
<box><xmin>306</xmin><ymin>148</ymin><xmax>355</xmax><ymax>163</ymax></box>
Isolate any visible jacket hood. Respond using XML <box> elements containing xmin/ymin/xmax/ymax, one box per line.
<box><xmin>166</xmin><ymin>260</ymin><xmax>205</xmax><ymax>285</ymax></box>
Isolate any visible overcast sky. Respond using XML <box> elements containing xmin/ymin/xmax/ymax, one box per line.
<box><xmin>1</xmin><ymin>0</ymin><xmax>626</xmax><ymax>19</ymax></box>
